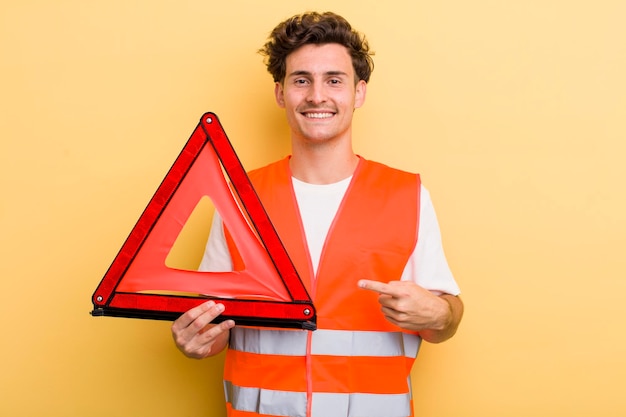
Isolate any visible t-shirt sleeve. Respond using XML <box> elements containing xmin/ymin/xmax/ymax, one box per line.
<box><xmin>401</xmin><ymin>185</ymin><xmax>461</xmax><ymax>296</ymax></box>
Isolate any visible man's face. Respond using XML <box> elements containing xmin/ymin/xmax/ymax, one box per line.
<box><xmin>275</xmin><ymin>43</ymin><xmax>366</xmax><ymax>146</ymax></box>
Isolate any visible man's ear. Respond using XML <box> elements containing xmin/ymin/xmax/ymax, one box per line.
<box><xmin>354</xmin><ymin>79</ymin><xmax>367</xmax><ymax>109</ymax></box>
<box><xmin>274</xmin><ymin>82</ymin><xmax>285</xmax><ymax>108</ymax></box>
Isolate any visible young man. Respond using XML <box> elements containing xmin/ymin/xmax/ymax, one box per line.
<box><xmin>172</xmin><ymin>11</ymin><xmax>463</xmax><ymax>417</ymax></box>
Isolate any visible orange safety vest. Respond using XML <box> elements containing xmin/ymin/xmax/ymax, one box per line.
<box><xmin>224</xmin><ymin>157</ymin><xmax>421</xmax><ymax>417</ymax></box>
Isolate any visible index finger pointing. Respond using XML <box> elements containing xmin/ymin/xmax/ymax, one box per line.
<box><xmin>358</xmin><ymin>279</ymin><xmax>393</xmax><ymax>295</ymax></box>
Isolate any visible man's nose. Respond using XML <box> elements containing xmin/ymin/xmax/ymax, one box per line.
<box><xmin>306</xmin><ymin>83</ymin><xmax>326</xmax><ymax>104</ymax></box>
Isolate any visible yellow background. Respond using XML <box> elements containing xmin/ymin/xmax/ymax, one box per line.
<box><xmin>1</xmin><ymin>0</ymin><xmax>625</xmax><ymax>416</ymax></box>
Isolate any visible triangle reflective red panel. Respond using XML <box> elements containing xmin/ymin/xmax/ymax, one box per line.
<box><xmin>91</xmin><ymin>112</ymin><xmax>316</xmax><ymax>330</ymax></box>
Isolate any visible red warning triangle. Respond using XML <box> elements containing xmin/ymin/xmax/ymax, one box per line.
<box><xmin>91</xmin><ymin>112</ymin><xmax>316</xmax><ymax>330</ymax></box>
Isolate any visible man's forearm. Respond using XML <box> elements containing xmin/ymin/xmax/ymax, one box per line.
<box><xmin>420</xmin><ymin>294</ymin><xmax>464</xmax><ymax>343</ymax></box>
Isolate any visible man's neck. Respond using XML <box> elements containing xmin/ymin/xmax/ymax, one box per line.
<box><xmin>289</xmin><ymin>145</ymin><xmax>359</xmax><ymax>185</ymax></box>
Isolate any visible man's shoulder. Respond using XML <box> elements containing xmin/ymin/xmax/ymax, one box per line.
<box><xmin>359</xmin><ymin>157</ymin><xmax>420</xmax><ymax>180</ymax></box>
<box><xmin>247</xmin><ymin>156</ymin><xmax>290</xmax><ymax>183</ymax></box>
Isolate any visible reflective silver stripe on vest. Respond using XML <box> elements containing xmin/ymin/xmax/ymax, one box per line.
<box><xmin>312</xmin><ymin>391</ymin><xmax>411</xmax><ymax>417</ymax></box>
<box><xmin>230</xmin><ymin>327</ymin><xmax>421</xmax><ymax>358</ymax></box>
<box><xmin>229</xmin><ymin>327</ymin><xmax>308</xmax><ymax>355</ymax></box>
<box><xmin>312</xmin><ymin>329</ymin><xmax>421</xmax><ymax>358</ymax></box>
<box><xmin>224</xmin><ymin>381</ymin><xmax>412</xmax><ymax>417</ymax></box>
<box><xmin>402</xmin><ymin>332</ymin><xmax>421</xmax><ymax>358</ymax></box>
<box><xmin>224</xmin><ymin>381</ymin><xmax>307</xmax><ymax>417</ymax></box>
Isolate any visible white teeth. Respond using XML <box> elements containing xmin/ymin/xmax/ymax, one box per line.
<box><xmin>305</xmin><ymin>112</ymin><xmax>333</xmax><ymax>119</ymax></box>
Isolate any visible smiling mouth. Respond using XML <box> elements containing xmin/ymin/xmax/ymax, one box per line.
<box><xmin>302</xmin><ymin>111</ymin><xmax>335</xmax><ymax>119</ymax></box>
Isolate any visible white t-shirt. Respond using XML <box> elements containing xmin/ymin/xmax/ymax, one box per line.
<box><xmin>199</xmin><ymin>178</ymin><xmax>460</xmax><ymax>296</ymax></box>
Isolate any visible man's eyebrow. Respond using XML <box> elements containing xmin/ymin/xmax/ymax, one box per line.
<box><xmin>287</xmin><ymin>70</ymin><xmax>350</xmax><ymax>78</ymax></box>
<box><xmin>326</xmin><ymin>71</ymin><xmax>349</xmax><ymax>77</ymax></box>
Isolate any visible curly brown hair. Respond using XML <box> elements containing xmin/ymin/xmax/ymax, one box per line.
<box><xmin>259</xmin><ymin>11</ymin><xmax>374</xmax><ymax>84</ymax></box>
